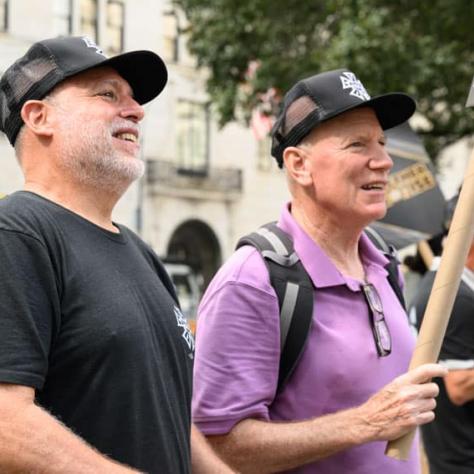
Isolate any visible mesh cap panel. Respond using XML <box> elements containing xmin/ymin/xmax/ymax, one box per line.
<box><xmin>271</xmin><ymin>93</ymin><xmax>323</xmax><ymax>167</ymax></box>
<box><xmin>3</xmin><ymin>48</ymin><xmax>61</xmax><ymax>141</ymax></box>
<box><xmin>280</xmin><ymin>96</ymin><xmax>319</xmax><ymax>137</ymax></box>
<box><xmin>14</xmin><ymin>61</ymin><xmax>59</xmax><ymax>103</ymax></box>
<box><xmin>0</xmin><ymin>45</ymin><xmax>65</xmax><ymax>144</ymax></box>
<box><xmin>0</xmin><ymin>90</ymin><xmax>9</xmax><ymax>131</ymax></box>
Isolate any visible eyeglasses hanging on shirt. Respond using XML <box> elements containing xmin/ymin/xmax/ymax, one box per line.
<box><xmin>362</xmin><ymin>283</ymin><xmax>392</xmax><ymax>357</ymax></box>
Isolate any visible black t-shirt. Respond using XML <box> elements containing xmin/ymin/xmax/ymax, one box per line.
<box><xmin>0</xmin><ymin>191</ymin><xmax>194</xmax><ymax>473</ymax></box>
<box><xmin>409</xmin><ymin>269</ymin><xmax>474</xmax><ymax>474</ymax></box>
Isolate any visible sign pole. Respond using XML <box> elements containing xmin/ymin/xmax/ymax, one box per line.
<box><xmin>386</xmin><ymin>78</ymin><xmax>474</xmax><ymax>460</ymax></box>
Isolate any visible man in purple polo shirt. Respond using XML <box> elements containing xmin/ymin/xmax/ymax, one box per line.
<box><xmin>192</xmin><ymin>69</ymin><xmax>446</xmax><ymax>473</ymax></box>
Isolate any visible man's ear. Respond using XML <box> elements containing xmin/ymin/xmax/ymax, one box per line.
<box><xmin>20</xmin><ymin>100</ymin><xmax>55</xmax><ymax>139</ymax></box>
<box><xmin>283</xmin><ymin>146</ymin><xmax>313</xmax><ymax>186</ymax></box>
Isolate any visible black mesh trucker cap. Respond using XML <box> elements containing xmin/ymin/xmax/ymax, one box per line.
<box><xmin>271</xmin><ymin>68</ymin><xmax>416</xmax><ymax>167</ymax></box>
<box><xmin>0</xmin><ymin>36</ymin><xmax>168</xmax><ymax>145</ymax></box>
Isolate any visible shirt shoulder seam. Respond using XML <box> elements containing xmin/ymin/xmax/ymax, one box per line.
<box><xmin>0</xmin><ymin>226</ymin><xmax>47</xmax><ymax>249</ymax></box>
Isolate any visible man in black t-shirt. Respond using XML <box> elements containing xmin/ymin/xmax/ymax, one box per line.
<box><xmin>409</xmin><ymin>239</ymin><xmax>474</xmax><ymax>474</ymax></box>
<box><xmin>0</xmin><ymin>36</ymin><xmax>232</xmax><ymax>473</ymax></box>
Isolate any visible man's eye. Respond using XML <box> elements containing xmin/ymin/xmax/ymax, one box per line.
<box><xmin>99</xmin><ymin>91</ymin><xmax>116</xmax><ymax>99</ymax></box>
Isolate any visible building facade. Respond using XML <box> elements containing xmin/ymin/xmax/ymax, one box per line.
<box><xmin>0</xmin><ymin>0</ymin><xmax>289</xmax><ymax>293</ymax></box>
<box><xmin>1</xmin><ymin>0</ymin><xmax>470</xmax><ymax>309</ymax></box>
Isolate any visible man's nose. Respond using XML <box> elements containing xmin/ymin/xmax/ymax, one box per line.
<box><xmin>120</xmin><ymin>96</ymin><xmax>145</xmax><ymax>123</ymax></box>
<box><xmin>370</xmin><ymin>147</ymin><xmax>393</xmax><ymax>171</ymax></box>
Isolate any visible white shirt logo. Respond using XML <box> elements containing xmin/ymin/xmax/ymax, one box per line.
<box><xmin>174</xmin><ymin>306</ymin><xmax>195</xmax><ymax>357</ymax></box>
<box><xmin>340</xmin><ymin>72</ymin><xmax>371</xmax><ymax>101</ymax></box>
<box><xmin>81</xmin><ymin>36</ymin><xmax>107</xmax><ymax>57</ymax></box>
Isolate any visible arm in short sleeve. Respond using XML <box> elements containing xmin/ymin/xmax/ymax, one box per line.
<box><xmin>0</xmin><ymin>229</ymin><xmax>60</xmax><ymax>389</ymax></box>
<box><xmin>192</xmin><ymin>270</ymin><xmax>281</xmax><ymax>435</ymax></box>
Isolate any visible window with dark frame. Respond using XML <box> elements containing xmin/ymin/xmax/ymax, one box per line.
<box><xmin>0</xmin><ymin>0</ymin><xmax>8</xmax><ymax>33</ymax></box>
<box><xmin>80</xmin><ymin>0</ymin><xmax>98</xmax><ymax>42</ymax></box>
<box><xmin>256</xmin><ymin>136</ymin><xmax>273</xmax><ymax>172</ymax></box>
<box><xmin>106</xmin><ymin>0</ymin><xmax>124</xmax><ymax>54</ymax></box>
<box><xmin>53</xmin><ymin>0</ymin><xmax>72</xmax><ymax>36</ymax></box>
<box><xmin>163</xmin><ymin>7</ymin><xmax>180</xmax><ymax>63</ymax></box>
<box><xmin>176</xmin><ymin>100</ymin><xmax>210</xmax><ymax>173</ymax></box>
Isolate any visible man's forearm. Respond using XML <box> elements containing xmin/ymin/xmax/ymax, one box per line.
<box><xmin>205</xmin><ymin>364</ymin><xmax>445</xmax><ymax>473</ymax></box>
<box><xmin>206</xmin><ymin>406</ymin><xmax>374</xmax><ymax>473</ymax></box>
<box><xmin>0</xmin><ymin>389</ymin><xmax>139</xmax><ymax>473</ymax></box>
<box><xmin>191</xmin><ymin>424</ymin><xmax>235</xmax><ymax>473</ymax></box>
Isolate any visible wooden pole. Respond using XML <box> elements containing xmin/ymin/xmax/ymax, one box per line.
<box><xmin>385</xmin><ymin>147</ymin><xmax>474</xmax><ymax>460</ymax></box>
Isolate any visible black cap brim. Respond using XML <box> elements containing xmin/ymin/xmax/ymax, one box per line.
<box><xmin>98</xmin><ymin>50</ymin><xmax>168</xmax><ymax>105</ymax></box>
<box><xmin>364</xmin><ymin>93</ymin><xmax>416</xmax><ymax>130</ymax></box>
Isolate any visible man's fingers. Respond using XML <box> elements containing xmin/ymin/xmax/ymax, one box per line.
<box><xmin>396</xmin><ymin>363</ymin><xmax>448</xmax><ymax>385</ymax></box>
<box><xmin>411</xmin><ymin>393</ymin><xmax>437</xmax><ymax>414</ymax></box>
<box><xmin>361</xmin><ymin>365</ymin><xmax>446</xmax><ymax>442</ymax></box>
<box><xmin>414</xmin><ymin>410</ymin><xmax>436</xmax><ymax>426</ymax></box>
<box><xmin>412</xmin><ymin>381</ymin><xmax>440</xmax><ymax>400</ymax></box>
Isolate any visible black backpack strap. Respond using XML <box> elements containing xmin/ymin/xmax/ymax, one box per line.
<box><xmin>236</xmin><ymin>222</ymin><xmax>314</xmax><ymax>392</ymax></box>
<box><xmin>364</xmin><ymin>226</ymin><xmax>406</xmax><ymax>310</ymax></box>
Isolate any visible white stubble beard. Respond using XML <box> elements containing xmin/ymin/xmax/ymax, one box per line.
<box><xmin>57</xmin><ymin>113</ymin><xmax>145</xmax><ymax>195</ymax></box>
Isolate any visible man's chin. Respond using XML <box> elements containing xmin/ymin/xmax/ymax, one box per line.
<box><xmin>89</xmin><ymin>160</ymin><xmax>145</xmax><ymax>193</ymax></box>
<box><xmin>115</xmin><ymin>155</ymin><xmax>145</xmax><ymax>179</ymax></box>
<box><xmin>374</xmin><ymin>207</ymin><xmax>387</xmax><ymax>220</ymax></box>
<box><xmin>356</xmin><ymin>205</ymin><xmax>387</xmax><ymax>227</ymax></box>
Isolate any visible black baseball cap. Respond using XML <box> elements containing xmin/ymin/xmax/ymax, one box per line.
<box><xmin>271</xmin><ymin>68</ymin><xmax>416</xmax><ymax>167</ymax></box>
<box><xmin>0</xmin><ymin>36</ymin><xmax>168</xmax><ymax>145</ymax></box>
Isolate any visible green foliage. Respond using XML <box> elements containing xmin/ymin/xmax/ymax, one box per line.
<box><xmin>174</xmin><ymin>0</ymin><xmax>474</xmax><ymax>160</ymax></box>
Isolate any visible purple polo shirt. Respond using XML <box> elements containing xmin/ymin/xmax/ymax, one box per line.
<box><xmin>193</xmin><ymin>204</ymin><xmax>419</xmax><ymax>474</ymax></box>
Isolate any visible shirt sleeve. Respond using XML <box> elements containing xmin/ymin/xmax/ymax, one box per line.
<box><xmin>192</xmin><ymin>253</ymin><xmax>281</xmax><ymax>435</ymax></box>
<box><xmin>0</xmin><ymin>229</ymin><xmax>60</xmax><ymax>389</ymax></box>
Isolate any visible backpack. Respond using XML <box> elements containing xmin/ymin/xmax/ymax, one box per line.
<box><xmin>236</xmin><ymin>222</ymin><xmax>405</xmax><ymax>393</ymax></box>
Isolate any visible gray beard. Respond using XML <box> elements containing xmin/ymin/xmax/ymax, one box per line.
<box><xmin>57</xmin><ymin>116</ymin><xmax>144</xmax><ymax>194</ymax></box>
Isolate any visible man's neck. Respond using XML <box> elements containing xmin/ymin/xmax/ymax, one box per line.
<box><xmin>290</xmin><ymin>199</ymin><xmax>366</xmax><ymax>280</ymax></box>
<box><xmin>23</xmin><ymin>181</ymin><xmax>122</xmax><ymax>233</ymax></box>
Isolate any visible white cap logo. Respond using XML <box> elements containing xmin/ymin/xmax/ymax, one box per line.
<box><xmin>340</xmin><ymin>72</ymin><xmax>370</xmax><ymax>101</ymax></box>
<box><xmin>81</xmin><ymin>36</ymin><xmax>107</xmax><ymax>57</ymax></box>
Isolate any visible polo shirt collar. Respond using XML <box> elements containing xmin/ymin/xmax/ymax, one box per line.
<box><xmin>277</xmin><ymin>202</ymin><xmax>389</xmax><ymax>289</ymax></box>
